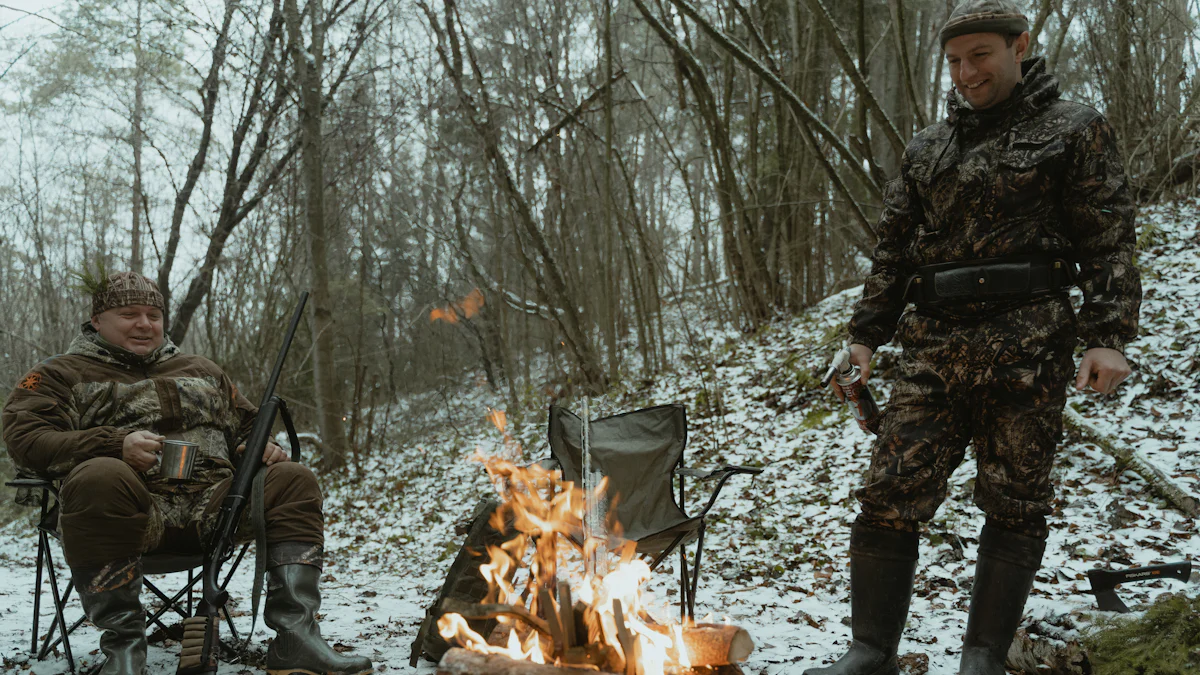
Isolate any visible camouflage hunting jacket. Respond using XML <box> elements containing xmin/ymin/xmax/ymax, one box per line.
<box><xmin>3</xmin><ymin>324</ymin><xmax>256</xmax><ymax>491</ymax></box>
<box><xmin>848</xmin><ymin>57</ymin><xmax>1141</xmax><ymax>353</ymax></box>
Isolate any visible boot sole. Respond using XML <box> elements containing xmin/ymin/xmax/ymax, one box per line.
<box><xmin>265</xmin><ymin>662</ymin><xmax>372</xmax><ymax>667</ymax></box>
<box><xmin>265</xmin><ymin>670</ymin><xmax>373</xmax><ymax>675</ymax></box>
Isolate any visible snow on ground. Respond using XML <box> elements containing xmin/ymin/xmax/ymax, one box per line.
<box><xmin>1</xmin><ymin>198</ymin><xmax>1199</xmax><ymax>674</ymax></box>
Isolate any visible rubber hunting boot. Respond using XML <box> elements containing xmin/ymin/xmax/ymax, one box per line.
<box><xmin>802</xmin><ymin>524</ymin><xmax>919</xmax><ymax>675</ymax></box>
<box><xmin>265</xmin><ymin>542</ymin><xmax>373</xmax><ymax>675</ymax></box>
<box><xmin>76</xmin><ymin>558</ymin><xmax>147</xmax><ymax>675</ymax></box>
<box><xmin>958</xmin><ymin>522</ymin><xmax>1046</xmax><ymax>675</ymax></box>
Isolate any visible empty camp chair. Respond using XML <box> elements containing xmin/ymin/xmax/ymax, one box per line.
<box><xmin>546</xmin><ymin>403</ymin><xmax>762</xmax><ymax>620</ymax></box>
<box><xmin>4</xmin><ymin>475</ymin><xmax>250</xmax><ymax>674</ymax></box>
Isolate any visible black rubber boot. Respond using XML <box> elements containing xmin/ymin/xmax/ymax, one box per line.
<box><xmin>802</xmin><ymin>524</ymin><xmax>919</xmax><ymax>675</ymax></box>
<box><xmin>76</xmin><ymin>558</ymin><xmax>147</xmax><ymax>675</ymax></box>
<box><xmin>958</xmin><ymin>522</ymin><xmax>1046</xmax><ymax>675</ymax></box>
<box><xmin>265</xmin><ymin>543</ymin><xmax>373</xmax><ymax>675</ymax></box>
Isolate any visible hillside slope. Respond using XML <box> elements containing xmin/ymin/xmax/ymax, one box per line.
<box><xmin>1</xmin><ymin>198</ymin><xmax>1198</xmax><ymax>674</ymax></box>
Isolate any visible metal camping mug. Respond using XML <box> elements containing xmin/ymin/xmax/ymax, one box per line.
<box><xmin>159</xmin><ymin>440</ymin><xmax>200</xmax><ymax>481</ymax></box>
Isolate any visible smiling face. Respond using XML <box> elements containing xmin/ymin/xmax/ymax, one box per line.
<box><xmin>91</xmin><ymin>304</ymin><xmax>165</xmax><ymax>355</ymax></box>
<box><xmin>944</xmin><ymin>31</ymin><xmax>1030</xmax><ymax>110</ymax></box>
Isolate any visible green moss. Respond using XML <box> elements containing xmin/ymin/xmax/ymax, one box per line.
<box><xmin>800</xmin><ymin>406</ymin><xmax>832</xmax><ymax>430</ymax></box>
<box><xmin>1084</xmin><ymin>593</ymin><xmax>1200</xmax><ymax>675</ymax></box>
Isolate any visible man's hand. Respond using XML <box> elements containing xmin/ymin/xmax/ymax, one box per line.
<box><xmin>236</xmin><ymin>441</ymin><xmax>290</xmax><ymax>466</ymax></box>
<box><xmin>1075</xmin><ymin>347</ymin><xmax>1132</xmax><ymax>395</ymax></box>
<box><xmin>832</xmin><ymin>344</ymin><xmax>874</xmax><ymax>402</ymax></box>
<box><xmin>123</xmin><ymin>430</ymin><xmax>165</xmax><ymax>472</ymax></box>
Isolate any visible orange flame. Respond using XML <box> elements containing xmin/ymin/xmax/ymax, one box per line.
<box><xmin>431</xmin><ymin>288</ymin><xmax>485</xmax><ymax>323</ymax></box>
<box><xmin>436</xmin><ymin>452</ymin><xmax>698</xmax><ymax>675</ymax></box>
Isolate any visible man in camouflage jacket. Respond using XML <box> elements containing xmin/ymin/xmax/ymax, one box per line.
<box><xmin>3</xmin><ymin>272</ymin><xmax>372</xmax><ymax>675</ymax></box>
<box><xmin>809</xmin><ymin>2</ymin><xmax>1140</xmax><ymax>675</ymax></box>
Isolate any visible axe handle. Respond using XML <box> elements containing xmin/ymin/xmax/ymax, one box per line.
<box><xmin>1087</xmin><ymin>561</ymin><xmax>1192</xmax><ymax>591</ymax></box>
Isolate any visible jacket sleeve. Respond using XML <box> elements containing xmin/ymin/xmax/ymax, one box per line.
<box><xmin>2</xmin><ymin>362</ymin><xmax>128</xmax><ymax>478</ymax></box>
<box><xmin>1062</xmin><ymin>114</ymin><xmax>1142</xmax><ymax>353</ymax></box>
<box><xmin>848</xmin><ymin>156</ymin><xmax>922</xmax><ymax>351</ymax></box>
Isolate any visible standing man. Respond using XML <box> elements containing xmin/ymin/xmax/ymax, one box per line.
<box><xmin>3</xmin><ymin>271</ymin><xmax>373</xmax><ymax>675</ymax></box>
<box><xmin>806</xmin><ymin>2</ymin><xmax>1140</xmax><ymax>675</ymax></box>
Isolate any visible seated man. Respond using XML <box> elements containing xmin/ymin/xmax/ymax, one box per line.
<box><xmin>2</xmin><ymin>271</ymin><xmax>372</xmax><ymax>675</ymax></box>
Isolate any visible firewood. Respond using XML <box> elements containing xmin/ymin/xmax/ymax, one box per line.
<box><xmin>437</xmin><ymin>647</ymin><xmax>593</xmax><ymax>675</ymax></box>
<box><xmin>538</xmin><ymin>587</ymin><xmax>566</xmax><ymax>654</ymax></box>
<box><xmin>557</xmin><ymin>582</ymin><xmax>576</xmax><ymax>647</ymax></box>
<box><xmin>644</xmin><ymin>623</ymin><xmax>754</xmax><ymax>666</ymax></box>
<box><xmin>441</xmin><ymin>598</ymin><xmax>553</xmax><ymax>638</ymax></box>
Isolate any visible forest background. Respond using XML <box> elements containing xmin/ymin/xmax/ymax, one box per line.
<box><xmin>0</xmin><ymin>0</ymin><xmax>1197</xmax><ymax>476</ymax></box>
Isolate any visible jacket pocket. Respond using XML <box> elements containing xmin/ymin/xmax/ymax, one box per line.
<box><xmin>995</xmin><ymin>138</ymin><xmax>1065</xmax><ymax>219</ymax></box>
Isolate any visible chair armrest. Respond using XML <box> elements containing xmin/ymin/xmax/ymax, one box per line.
<box><xmin>5</xmin><ymin>478</ymin><xmax>55</xmax><ymax>489</ymax></box>
<box><xmin>526</xmin><ymin>457</ymin><xmax>561</xmax><ymax>472</ymax></box>
<box><xmin>675</xmin><ymin>464</ymin><xmax>764</xmax><ymax>480</ymax></box>
<box><xmin>676</xmin><ymin>464</ymin><xmax>765</xmax><ymax>518</ymax></box>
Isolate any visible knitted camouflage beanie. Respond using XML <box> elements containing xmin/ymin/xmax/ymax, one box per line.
<box><xmin>940</xmin><ymin>0</ymin><xmax>1029</xmax><ymax>47</ymax></box>
<box><xmin>92</xmin><ymin>271</ymin><xmax>165</xmax><ymax>315</ymax></box>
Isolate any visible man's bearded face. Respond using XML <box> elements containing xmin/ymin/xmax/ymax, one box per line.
<box><xmin>91</xmin><ymin>304</ymin><xmax>165</xmax><ymax>355</ymax></box>
<box><xmin>945</xmin><ymin>31</ymin><xmax>1029</xmax><ymax>110</ymax></box>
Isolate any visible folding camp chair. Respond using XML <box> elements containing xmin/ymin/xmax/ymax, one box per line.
<box><xmin>545</xmin><ymin>403</ymin><xmax>763</xmax><ymax>620</ymax></box>
<box><xmin>4</xmin><ymin>475</ymin><xmax>251</xmax><ymax>674</ymax></box>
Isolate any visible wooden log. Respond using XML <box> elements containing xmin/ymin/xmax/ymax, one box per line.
<box><xmin>538</xmin><ymin>588</ymin><xmax>566</xmax><ymax>655</ymax></box>
<box><xmin>441</xmin><ymin>599</ymin><xmax>553</xmax><ymax>638</ymax></box>
<box><xmin>437</xmin><ymin>648</ymin><xmax>594</xmax><ymax>675</ymax></box>
<box><xmin>643</xmin><ymin>623</ymin><xmax>755</xmax><ymax>666</ymax></box>
<box><xmin>557</xmin><ymin>582</ymin><xmax>576</xmax><ymax>647</ymax></box>
<box><xmin>1064</xmin><ymin>408</ymin><xmax>1200</xmax><ymax>516</ymax></box>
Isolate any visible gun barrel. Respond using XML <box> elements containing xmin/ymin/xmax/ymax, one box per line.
<box><xmin>257</xmin><ymin>292</ymin><xmax>310</xmax><ymax>409</ymax></box>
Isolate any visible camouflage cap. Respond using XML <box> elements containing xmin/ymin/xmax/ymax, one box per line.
<box><xmin>940</xmin><ymin>0</ymin><xmax>1029</xmax><ymax>47</ymax></box>
<box><xmin>92</xmin><ymin>271</ymin><xmax>165</xmax><ymax>315</ymax></box>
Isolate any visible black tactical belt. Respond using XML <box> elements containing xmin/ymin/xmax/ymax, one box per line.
<box><xmin>903</xmin><ymin>255</ymin><xmax>1076</xmax><ymax>305</ymax></box>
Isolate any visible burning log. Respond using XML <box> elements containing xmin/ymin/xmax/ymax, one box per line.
<box><xmin>442</xmin><ymin>598</ymin><xmax>553</xmax><ymax>638</ymax></box>
<box><xmin>438</xmin><ymin>648</ymin><xmax>593</xmax><ymax>675</ymax></box>
<box><xmin>661</xmin><ymin>624</ymin><xmax>754</xmax><ymax>666</ymax></box>
<box><xmin>438</xmin><ymin>647</ymin><xmax>748</xmax><ymax>675</ymax></box>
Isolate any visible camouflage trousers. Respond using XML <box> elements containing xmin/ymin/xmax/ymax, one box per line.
<box><xmin>59</xmin><ymin>457</ymin><xmax>323</xmax><ymax>570</ymax></box>
<box><xmin>855</xmin><ymin>297</ymin><xmax>1077</xmax><ymax>540</ymax></box>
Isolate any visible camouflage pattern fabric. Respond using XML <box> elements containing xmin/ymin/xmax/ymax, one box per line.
<box><xmin>846</xmin><ymin>58</ymin><xmax>1141</xmax><ymax>540</ymax></box>
<box><xmin>939</xmin><ymin>0</ymin><xmax>1029</xmax><ymax>47</ymax></box>
<box><xmin>91</xmin><ymin>271</ymin><xmax>165</xmax><ymax>315</ymax></box>
<box><xmin>856</xmin><ymin>298</ymin><xmax>1076</xmax><ymax>540</ymax></box>
<box><xmin>3</xmin><ymin>323</ymin><xmax>255</xmax><ymax>483</ymax></box>
<box><xmin>849</xmin><ymin>57</ymin><xmax>1140</xmax><ymax>354</ymax></box>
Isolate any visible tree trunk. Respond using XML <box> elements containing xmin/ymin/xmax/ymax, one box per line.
<box><xmin>130</xmin><ymin>0</ymin><xmax>145</xmax><ymax>274</ymax></box>
<box><xmin>285</xmin><ymin>0</ymin><xmax>350</xmax><ymax>468</ymax></box>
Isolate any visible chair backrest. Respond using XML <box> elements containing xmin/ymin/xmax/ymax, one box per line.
<box><xmin>547</xmin><ymin>404</ymin><xmax>694</xmax><ymax>551</ymax></box>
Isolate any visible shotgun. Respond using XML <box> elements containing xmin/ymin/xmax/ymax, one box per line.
<box><xmin>177</xmin><ymin>292</ymin><xmax>308</xmax><ymax>674</ymax></box>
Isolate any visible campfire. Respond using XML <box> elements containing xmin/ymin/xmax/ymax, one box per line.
<box><xmin>435</xmin><ymin>438</ymin><xmax>754</xmax><ymax>675</ymax></box>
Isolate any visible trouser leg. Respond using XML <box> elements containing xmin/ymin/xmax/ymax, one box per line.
<box><xmin>958</xmin><ymin>334</ymin><xmax>1069</xmax><ymax>674</ymax></box>
<box><xmin>855</xmin><ymin>320</ymin><xmax>971</xmax><ymax>531</ymax></box>
<box><xmin>60</xmin><ymin>457</ymin><xmax>157</xmax><ymax>569</ymax></box>
<box><xmin>199</xmin><ymin>461</ymin><xmax>324</xmax><ymax>547</ymax></box>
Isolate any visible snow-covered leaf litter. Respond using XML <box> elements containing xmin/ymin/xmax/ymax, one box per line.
<box><xmin>0</xmin><ymin>198</ymin><xmax>1197</xmax><ymax>673</ymax></box>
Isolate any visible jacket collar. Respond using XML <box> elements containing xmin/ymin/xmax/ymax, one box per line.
<box><xmin>945</xmin><ymin>57</ymin><xmax>1060</xmax><ymax>132</ymax></box>
<box><xmin>70</xmin><ymin>322</ymin><xmax>180</xmax><ymax>367</ymax></box>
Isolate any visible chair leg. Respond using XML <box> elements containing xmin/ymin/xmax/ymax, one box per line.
<box><xmin>41</xmin><ymin>541</ymin><xmax>76</xmax><ymax>673</ymax></box>
<box><xmin>688</xmin><ymin>523</ymin><xmax>706</xmax><ymax>621</ymax></box>
<box><xmin>33</xmin><ymin>530</ymin><xmax>47</xmax><ymax>656</ymax></box>
<box><xmin>678</xmin><ymin>547</ymin><xmax>690</xmax><ymax>623</ymax></box>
